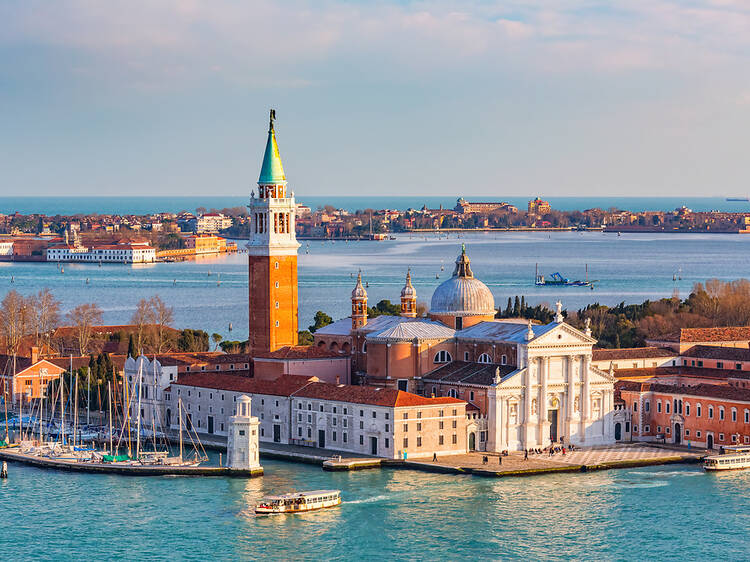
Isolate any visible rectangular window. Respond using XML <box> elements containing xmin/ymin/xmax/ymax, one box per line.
<box><xmin>657</xmin><ymin>401</ymin><xmax>661</xmax><ymax>413</ymax></box>
<box><xmin>452</xmin><ymin>420</ymin><xmax>457</xmax><ymax>429</ymax></box>
<box><xmin>717</xmin><ymin>362</ymin><xmax>724</xmax><ymax>369</ymax></box>
<box><xmin>417</xmin><ymin>437</ymin><xmax>422</xmax><ymax>447</ymax></box>
<box><xmin>417</xmin><ymin>423</ymin><xmax>422</xmax><ymax>431</ymax></box>
<box><xmin>359</xmin><ymin>435</ymin><xmax>363</xmax><ymax>445</ymax></box>
<box><xmin>385</xmin><ymin>424</ymin><xmax>389</xmax><ymax>432</ymax></box>
<box><xmin>372</xmin><ymin>411</ymin><xmax>376</xmax><ymax>419</ymax></box>
<box><xmin>333</xmin><ymin>432</ymin><xmax>337</xmax><ymax>442</ymax></box>
<box><xmin>452</xmin><ymin>434</ymin><xmax>457</xmax><ymax>444</ymax></box>
<box><xmin>385</xmin><ymin>438</ymin><xmax>389</xmax><ymax>448</ymax></box>
<box><xmin>403</xmin><ymin>424</ymin><xmax>408</xmax><ymax>432</ymax></box>
<box><xmin>359</xmin><ymin>421</ymin><xmax>364</xmax><ymax>430</ymax></box>
<box><xmin>439</xmin><ymin>421</ymin><xmax>444</xmax><ymax>430</ymax></box>
<box><xmin>403</xmin><ymin>438</ymin><xmax>408</xmax><ymax>448</ymax></box>
<box><xmin>645</xmin><ymin>401</ymin><xmax>650</xmax><ymax>412</ymax></box>
<box><xmin>732</xmin><ymin>410</ymin><xmax>737</xmax><ymax>422</ymax></box>
<box><xmin>403</xmin><ymin>412</ymin><xmax>409</xmax><ymax>420</ymax></box>
<box><xmin>697</xmin><ymin>405</ymin><xmax>702</xmax><ymax>417</ymax></box>
<box><xmin>343</xmin><ymin>433</ymin><xmax>348</xmax><ymax>443</ymax></box>
<box><xmin>719</xmin><ymin>433</ymin><xmax>725</xmax><ymax>441</ymax></box>
<box><xmin>439</xmin><ymin>435</ymin><xmax>444</xmax><ymax>445</ymax></box>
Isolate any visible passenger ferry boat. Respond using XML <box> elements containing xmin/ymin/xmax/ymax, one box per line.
<box><xmin>255</xmin><ymin>490</ymin><xmax>342</xmax><ymax>514</ymax></box>
<box><xmin>703</xmin><ymin>446</ymin><xmax>750</xmax><ymax>471</ymax></box>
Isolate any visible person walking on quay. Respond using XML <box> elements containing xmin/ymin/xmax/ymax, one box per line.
<box><xmin>562</xmin><ymin>447</ymin><xmax>566</xmax><ymax>455</ymax></box>
<box><xmin>498</xmin><ymin>455</ymin><xmax>502</xmax><ymax>466</ymax></box>
<box><xmin>524</xmin><ymin>449</ymin><xmax>528</xmax><ymax>461</ymax></box>
<box><xmin>433</xmin><ymin>452</ymin><xmax>438</xmax><ymax>462</ymax></box>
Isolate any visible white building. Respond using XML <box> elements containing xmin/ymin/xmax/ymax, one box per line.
<box><xmin>195</xmin><ymin>213</ymin><xmax>233</xmax><ymax>233</ymax></box>
<box><xmin>164</xmin><ymin>373</ymin><xmax>468</xmax><ymax>459</ymax></box>
<box><xmin>46</xmin><ymin>241</ymin><xmax>156</xmax><ymax>263</ymax></box>
<box><xmin>0</xmin><ymin>241</ymin><xmax>13</xmax><ymax>260</ymax></box>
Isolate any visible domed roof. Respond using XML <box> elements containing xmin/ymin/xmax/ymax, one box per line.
<box><xmin>401</xmin><ymin>270</ymin><xmax>416</xmax><ymax>299</ymax></box>
<box><xmin>430</xmin><ymin>246</ymin><xmax>495</xmax><ymax>316</ymax></box>
<box><xmin>352</xmin><ymin>271</ymin><xmax>367</xmax><ymax>299</ymax></box>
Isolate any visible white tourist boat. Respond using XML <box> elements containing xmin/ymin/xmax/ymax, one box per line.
<box><xmin>703</xmin><ymin>446</ymin><xmax>750</xmax><ymax>471</ymax></box>
<box><xmin>255</xmin><ymin>490</ymin><xmax>342</xmax><ymax>514</ymax></box>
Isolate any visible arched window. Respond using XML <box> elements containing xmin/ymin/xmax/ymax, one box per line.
<box><xmin>501</xmin><ymin>355</ymin><xmax>507</xmax><ymax>365</ymax></box>
<box><xmin>449</xmin><ymin>388</ymin><xmax>458</xmax><ymax>398</ymax></box>
<box><xmin>434</xmin><ymin>350</ymin><xmax>452</xmax><ymax>363</ymax></box>
<box><xmin>362</xmin><ymin>342</ymin><xmax>367</xmax><ymax>354</ymax></box>
<box><xmin>477</xmin><ymin>353</ymin><xmax>492</xmax><ymax>364</ymax></box>
<box><xmin>708</xmin><ymin>405</ymin><xmax>714</xmax><ymax>419</ymax></box>
<box><xmin>732</xmin><ymin>408</ymin><xmax>737</xmax><ymax>422</ymax></box>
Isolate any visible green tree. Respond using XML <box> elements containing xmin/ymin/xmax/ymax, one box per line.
<box><xmin>309</xmin><ymin>311</ymin><xmax>333</xmax><ymax>333</ymax></box>
<box><xmin>298</xmin><ymin>330</ymin><xmax>314</xmax><ymax>346</ymax></box>
<box><xmin>211</xmin><ymin>333</ymin><xmax>223</xmax><ymax>351</ymax></box>
<box><xmin>127</xmin><ymin>334</ymin><xmax>136</xmax><ymax>358</ymax></box>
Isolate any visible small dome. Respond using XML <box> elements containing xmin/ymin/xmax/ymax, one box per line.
<box><xmin>430</xmin><ymin>246</ymin><xmax>495</xmax><ymax>316</ymax></box>
<box><xmin>401</xmin><ymin>270</ymin><xmax>417</xmax><ymax>299</ymax></box>
<box><xmin>352</xmin><ymin>271</ymin><xmax>367</xmax><ymax>299</ymax></box>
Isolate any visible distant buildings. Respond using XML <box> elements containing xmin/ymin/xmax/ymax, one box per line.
<box><xmin>194</xmin><ymin>213</ymin><xmax>233</xmax><ymax>233</ymax></box>
<box><xmin>46</xmin><ymin>240</ymin><xmax>156</xmax><ymax>263</ymax></box>
<box><xmin>454</xmin><ymin>198</ymin><xmax>518</xmax><ymax>214</ymax></box>
<box><xmin>528</xmin><ymin>197</ymin><xmax>551</xmax><ymax>215</ymax></box>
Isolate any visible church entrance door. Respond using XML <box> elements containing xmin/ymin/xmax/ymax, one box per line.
<box><xmin>547</xmin><ymin>409</ymin><xmax>558</xmax><ymax>443</ymax></box>
<box><xmin>468</xmin><ymin>432</ymin><xmax>476</xmax><ymax>451</ymax></box>
<box><xmin>614</xmin><ymin>422</ymin><xmax>622</xmax><ymax>441</ymax></box>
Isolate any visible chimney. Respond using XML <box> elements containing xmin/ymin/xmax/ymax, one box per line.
<box><xmin>31</xmin><ymin>346</ymin><xmax>39</xmax><ymax>364</ymax></box>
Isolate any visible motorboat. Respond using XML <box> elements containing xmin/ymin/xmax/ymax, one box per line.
<box><xmin>255</xmin><ymin>490</ymin><xmax>342</xmax><ymax>514</ymax></box>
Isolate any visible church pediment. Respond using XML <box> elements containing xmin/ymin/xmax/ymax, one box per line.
<box><xmin>529</xmin><ymin>323</ymin><xmax>596</xmax><ymax>347</ymax></box>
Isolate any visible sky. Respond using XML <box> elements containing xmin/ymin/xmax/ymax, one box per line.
<box><xmin>1</xmin><ymin>0</ymin><xmax>750</xmax><ymax>199</ymax></box>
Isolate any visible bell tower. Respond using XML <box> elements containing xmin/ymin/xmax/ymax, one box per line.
<box><xmin>351</xmin><ymin>271</ymin><xmax>368</xmax><ymax>330</ymax></box>
<box><xmin>247</xmin><ymin>110</ymin><xmax>300</xmax><ymax>355</ymax></box>
<box><xmin>400</xmin><ymin>269</ymin><xmax>417</xmax><ymax>317</ymax></box>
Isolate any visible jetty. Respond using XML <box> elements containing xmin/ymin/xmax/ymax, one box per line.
<box><xmin>0</xmin><ymin>448</ymin><xmax>262</xmax><ymax>477</ymax></box>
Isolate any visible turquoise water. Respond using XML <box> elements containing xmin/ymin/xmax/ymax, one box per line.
<box><xmin>2</xmin><ymin>231</ymin><xmax>750</xmax><ymax>340</ymax></box>
<box><xmin>1</xmin><ymin>195</ymin><xmax>749</xmax><ymax>215</ymax></box>
<box><xmin>0</xmin><ymin>457</ymin><xmax>745</xmax><ymax>560</ymax></box>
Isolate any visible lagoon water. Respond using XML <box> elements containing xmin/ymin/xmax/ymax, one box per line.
<box><xmin>0</xmin><ymin>456</ymin><xmax>746</xmax><ymax>560</ymax></box>
<box><xmin>2</xmin><ymin>231</ymin><xmax>750</xmax><ymax>341</ymax></box>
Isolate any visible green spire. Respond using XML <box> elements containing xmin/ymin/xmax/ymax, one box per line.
<box><xmin>259</xmin><ymin>109</ymin><xmax>286</xmax><ymax>184</ymax></box>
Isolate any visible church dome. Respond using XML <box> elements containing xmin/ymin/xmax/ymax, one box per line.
<box><xmin>430</xmin><ymin>246</ymin><xmax>495</xmax><ymax>316</ymax></box>
<box><xmin>401</xmin><ymin>270</ymin><xmax>416</xmax><ymax>299</ymax></box>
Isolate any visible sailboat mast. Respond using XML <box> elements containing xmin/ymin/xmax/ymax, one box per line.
<box><xmin>108</xmin><ymin>382</ymin><xmax>113</xmax><ymax>455</ymax></box>
<box><xmin>178</xmin><ymin>398</ymin><xmax>183</xmax><ymax>462</ymax></box>
<box><xmin>136</xmin><ymin>362</ymin><xmax>142</xmax><ymax>459</ymax></box>
<box><xmin>73</xmin><ymin>372</ymin><xmax>79</xmax><ymax>448</ymax></box>
<box><xmin>60</xmin><ymin>375</ymin><xmax>64</xmax><ymax>445</ymax></box>
<box><xmin>124</xmin><ymin>369</ymin><xmax>131</xmax><ymax>458</ymax></box>
<box><xmin>87</xmin><ymin>367</ymin><xmax>90</xmax><ymax>426</ymax></box>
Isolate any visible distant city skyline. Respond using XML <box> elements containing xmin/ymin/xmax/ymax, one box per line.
<box><xmin>2</xmin><ymin>1</ymin><xmax>749</xmax><ymax>198</ymax></box>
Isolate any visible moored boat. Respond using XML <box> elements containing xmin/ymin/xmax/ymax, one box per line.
<box><xmin>703</xmin><ymin>446</ymin><xmax>750</xmax><ymax>471</ymax></box>
<box><xmin>255</xmin><ymin>490</ymin><xmax>342</xmax><ymax>514</ymax></box>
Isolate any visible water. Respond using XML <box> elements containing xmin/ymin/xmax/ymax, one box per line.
<box><xmin>2</xmin><ymin>231</ymin><xmax>750</xmax><ymax>341</ymax></box>
<box><xmin>1</xmin><ymin>196</ymin><xmax>749</xmax><ymax>215</ymax></box>
<box><xmin>0</xmin><ymin>458</ymin><xmax>745</xmax><ymax>560</ymax></box>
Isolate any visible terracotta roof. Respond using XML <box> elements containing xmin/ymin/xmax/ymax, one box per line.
<box><xmin>293</xmin><ymin>382</ymin><xmax>465</xmax><ymax>408</ymax></box>
<box><xmin>422</xmin><ymin>361</ymin><xmax>516</xmax><ymax>386</ymax></box>
<box><xmin>613</xmin><ymin>366</ymin><xmax>750</xmax><ymax>382</ymax></box>
<box><xmin>617</xmin><ymin>380</ymin><xmax>750</xmax><ymax>402</ymax></box>
<box><xmin>681</xmin><ymin>345</ymin><xmax>750</xmax><ymax>362</ymax></box>
<box><xmin>0</xmin><ymin>355</ymin><xmax>33</xmax><ymax>374</ymax></box>
<box><xmin>592</xmin><ymin>347</ymin><xmax>675</xmax><ymax>361</ymax></box>
<box><xmin>253</xmin><ymin>346</ymin><xmax>343</xmax><ymax>360</ymax></box>
<box><xmin>171</xmin><ymin>373</ymin><xmax>317</xmax><ymax>396</ymax></box>
<box><xmin>659</xmin><ymin>327</ymin><xmax>750</xmax><ymax>343</ymax></box>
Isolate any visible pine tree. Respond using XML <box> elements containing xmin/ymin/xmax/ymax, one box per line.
<box><xmin>520</xmin><ymin>296</ymin><xmax>526</xmax><ymax>316</ymax></box>
<box><xmin>513</xmin><ymin>296</ymin><xmax>520</xmax><ymax>317</ymax></box>
<box><xmin>127</xmin><ymin>334</ymin><xmax>136</xmax><ymax>358</ymax></box>
<box><xmin>505</xmin><ymin>297</ymin><xmax>512</xmax><ymax>316</ymax></box>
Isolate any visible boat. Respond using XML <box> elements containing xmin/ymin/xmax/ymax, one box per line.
<box><xmin>535</xmin><ymin>263</ymin><xmax>597</xmax><ymax>287</ymax></box>
<box><xmin>703</xmin><ymin>446</ymin><xmax>750</xmax><ymax>471</ymax></box>
<box><xmin>255</xmin><ymin>490</ymin><xmax>342</xmax><ymax>514</ymax></box>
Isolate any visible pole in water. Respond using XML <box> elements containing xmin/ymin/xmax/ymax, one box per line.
<box><xmin>0</xmin><ymin>461</ymin><xmax>7</xmax><ymax>479</ymax></box>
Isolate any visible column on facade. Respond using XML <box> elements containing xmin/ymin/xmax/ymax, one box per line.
<box><xmin>523</xmin><ymin>365</ymin><xmax>533</xmax><ymax>449</ymax></box>
<box><xmin>503</xmin><ymin>397</ymin><xmax>510</xmax><ymax>450</ymax></box>
<box><xmin>566</xmin><ymin>356</ymin><xmax>574</xmax><ymax>438</ymax></box>
<box><xmin>486</xmin><ymin>386</ymin><xmax>502</xmax><ymax>452</ymax></box>
<box><xmin>538</xmin><ymin>356</ymin><xmax>548</xmax><ymax>445</ymax></box>
<box><xmin>581</xmin><ymin>354</ymin><xmax>590</xmax><ymax>442</ymax></box>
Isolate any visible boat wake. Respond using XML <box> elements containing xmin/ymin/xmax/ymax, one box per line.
<box><xmin>346</xmin><ymin>495</ymin><xmax>389</xmax><ymax>505</ymax></box>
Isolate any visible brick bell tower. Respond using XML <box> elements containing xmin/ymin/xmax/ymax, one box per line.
<box><xmin>247</xmin><ymin>109</ymin><xmax>300</xmax><ymax>355</ymax></box>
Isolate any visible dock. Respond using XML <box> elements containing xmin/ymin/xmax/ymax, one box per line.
<box><xmin>0</xmin><ymin>448</ymin><xmax>263</xmax><ymax>477</ymax></box>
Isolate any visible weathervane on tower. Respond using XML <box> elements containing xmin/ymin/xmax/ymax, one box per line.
<box><xmin>269</xmin><ymin>109</ymin><xmax>276</xmax><ymax>132</ymax></box>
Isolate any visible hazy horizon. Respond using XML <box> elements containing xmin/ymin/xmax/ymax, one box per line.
<box><xmin>2</xmin><ymin>1</ymin><xmax>749</xmax><ymax>198</ymax></box>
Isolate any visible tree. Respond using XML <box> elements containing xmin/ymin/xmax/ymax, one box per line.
<box><xmin>0</xmin><ymin>290</ymin><xmax>32</xmax><ymax>356</ymax></box>
<box><xmin>67</xmin><ymin>303</ymin><xmax>103</xmax><ymax>356</ymax></box>
<box><xmin>30</xmin><ymin>288</ymin><xmax>60</xmax><ymax>349</ymax></box>
<box><xmin>211</xmin><ymin>333</ymin><xmax>223</xmax><ymax>351</ymax></box>
<box><xmin>309</xmin><ymin>311</ymin><xmax>333</xmax><ymax>333</ymax></box>
<box><xmin>150</xmin><ymin>295</ymin><xmax>174</xmax><ymax>353</ymax></box>
<box><xmin>512</xmin><ymin>296</ymin><xmax>520</xmax><ymax>317</ymax></box>
<box><xmin>505</xmin><ymin>297</ymin><xmax>512</xmax><ymax>316</ymax></box>
<box><xmin>298</xmin><ymin>330</ymin><xmax>314</xmax><ymax>346</ymax></box>
<box><xmin>127</xmin><ymin>334</ymin><xmax>136</xmax><ymax>358</ymax></box>
<box><xmin>130</xmin><ymin>298</ymin><xmax>152</xmax><ymax>354</ymax></box>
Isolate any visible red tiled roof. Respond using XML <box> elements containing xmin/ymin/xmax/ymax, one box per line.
<box><xmin>253</xmin><ymin>346</ymin><xmax>343</xmax><ymax>360</ymax></box>
<box><xmin>293</xmin><ymin>382</ymin><xmax>465</xmax><ymax>408</ymax></box>
<box><xmin>617</xmin><ymin>380</ymin><xmax>750</xmax><ymax>402</ymax></box>
<box><xmin>171</xmin><ymin>373</ymin><xmax>317</xmax><ymax>397</ymax></box>
<box><xmin>658</xmin><ymin>327</ymin><xmax>750</xmax><ymax>344</ymax></box>
<box><xmin>681</xmin><ymin>345</ymin><xmax>750</xmax><ymax>362</ymax></box>
<box><xmin>613</xmin><ymin>366</ymin><xmax>750</xmax><ymax>381</ymax></box>
<box><xmin>592</xmin><ymin>347</ymin><xmax>675</xmax><ymax>361</ymax></box>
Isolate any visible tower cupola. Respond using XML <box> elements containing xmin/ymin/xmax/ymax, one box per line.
<box><xmin>351</xmin><ymin>270</ymin><xmax>368</xmax><ymax>330</ymax></box>
<box><xmin>400</xmin><ymin>269</ymin><xmax>417</xmax><ymax>318</ymax></box>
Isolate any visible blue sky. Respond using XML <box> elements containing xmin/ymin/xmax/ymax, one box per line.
<box><xmin>1</xmin><ymin>0</ymin><xmax>749</xmax><ymax>198</ymax></box>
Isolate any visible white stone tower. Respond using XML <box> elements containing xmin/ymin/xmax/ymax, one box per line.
<box><xmin>227</xmin><ymin>395</ymin><xmax>262</xmax><ymax>472</ymax></box>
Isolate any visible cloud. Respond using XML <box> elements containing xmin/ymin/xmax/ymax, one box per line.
<box><xmin>1</xmin><ymin>0</ymin><xmax>749</xmax><ymax>92</ymax></box>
